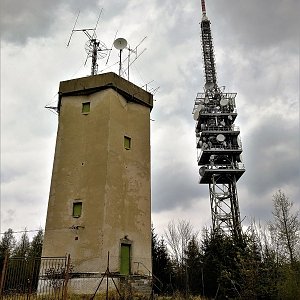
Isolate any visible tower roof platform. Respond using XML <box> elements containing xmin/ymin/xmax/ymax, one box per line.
<box><xmin>58</xmin><ymin>72</ymin><xmax>153</xmax><ymax>112</ymax></box>
<box><xmin>199</xmin><ymin>168</ymin><xmax>245</xmax><ymax>184</ymax></box>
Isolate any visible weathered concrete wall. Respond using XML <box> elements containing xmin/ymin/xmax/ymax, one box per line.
<box><xmin>42</xmin><ymin>78</ymin><xmax>152</xmax><ymax>277</ymax></box>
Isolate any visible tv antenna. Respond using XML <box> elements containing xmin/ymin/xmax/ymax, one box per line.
<box><xmin>67</xmin><ymin>9</ymin><xmax>110</xmax><ymax>76</ymax></box>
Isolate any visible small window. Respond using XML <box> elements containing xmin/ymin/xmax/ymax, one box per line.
<box><xmin>73</xmin><ymin>202</ymin><xmax>82</xmax><ymax>218</ymax></box>
<box><xmin>82</xmin><ymin>102</ymin><xmax>90</xmax><ymax>113</ymax></box>
<box><xmin>124</xmin><ymin>136</ymin><xmax>131</xmax><ymax>150</ymax></box>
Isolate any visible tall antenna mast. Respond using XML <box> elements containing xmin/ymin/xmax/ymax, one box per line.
<box><xmin>201</xmin><ymin>0</ymin><xmax>206</xmax><ymax>16</ymax></box>
<box><xmin>200</xmin><ymin>0</ymin><xmax>217</xmax><ymax>91</ymax></box>
<box><xmin>192</xmin><ymin>0</ymin><xmax>245</xmax><ymax>242</ymax></box>
<box><xmin>67</xmin><ymin>10</ymin><xmax>110</xmax><ymax>76</ymax></box>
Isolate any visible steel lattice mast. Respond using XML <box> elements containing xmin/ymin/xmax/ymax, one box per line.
<box><xmin>193</xmin><ymin>0</ymin><xmax>245</xmax><ymax>241</ymax></box>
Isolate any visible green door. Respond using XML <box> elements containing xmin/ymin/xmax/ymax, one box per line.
<box><xmin>120</xmin><ymin>244</ymin><xmax>131</xmax><ymax>275</ymax></box>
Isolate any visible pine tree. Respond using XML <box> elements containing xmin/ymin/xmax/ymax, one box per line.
<box><xmin>28</xmin><ymin>229</ymin><xmax>44</xmax><ymax>291</ymax></box>
<box><xmin>185</xmin><ymin>235</ymin><xmax>202</xmax><ymax>295</ymax></box>
<box><xmin>12</xmin><ymin>231</ymin><xmax>30</xmax><ymax>258</ymax></box>
<box><xmin>152</xmin><ymin>227</ymin><xmax>173</xmax><ymax>294</ymax></box>
<box><xmin>0</xmin><ymin>228</ymin><xmax>16</xmax><ymax>271</ymax></box>
<box><xmin>201</xmin><ymin>230</ymin><xmax>243</xmax><ymax>299</ymax></box>
<box><xmin>28</xmin><ymin>229</ymin><xmax>43</xmax><ymax>258</ymax></box>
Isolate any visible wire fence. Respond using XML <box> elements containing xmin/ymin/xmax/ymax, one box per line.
<box><xmin>0</xmin><ymin>255</ymin><xmax>155</xmax><ymax>299</ymax></box>
<box><xmin>0</xmin><ymin>255</ymin><xmax>70</xmax><ymax>300</ymax></box>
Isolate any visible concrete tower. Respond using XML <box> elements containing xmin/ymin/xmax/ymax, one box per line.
<box><xmin>42</xmin><ymin>72</ymin><xmax>153</xmax><ymax>289</ymax></box>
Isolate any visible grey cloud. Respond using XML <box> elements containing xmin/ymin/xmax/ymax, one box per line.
<box><xmin>0</xmin><ymin>0</ymin><xmax>129</xmax><ymax>44</ymax></box>
<box><xmin>210</xmin><ymin>0</ymin><xmax>299</xmax><ymax>50</ymax></box>
<box><xmin>243</xmin><ymin>114</ymin><xmax>300</xmax><ymax>198</ymax></box>
<box><xmin>152</xmin><ymin>163</ymin><xmax>205</xmax><ymax>212</ymax></box>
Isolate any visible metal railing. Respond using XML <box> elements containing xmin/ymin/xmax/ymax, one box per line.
<box><xmin>133</xmin><ymin>261</ymin><xmax>163</xmax><ymax>293</ymax></box>
<box><xmin>0</xmin><ymin>255</ymin><xmax>70</xmax><ymax>300</ymax></box>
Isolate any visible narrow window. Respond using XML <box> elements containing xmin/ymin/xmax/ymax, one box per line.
<box><xmin>124</xmin><ymin>136</ymin><xmax>131</xmax><ymax>150</ymax></box>
<box><xmin>73</xmin><ymin>202</ymin><xmax>82</xmax><ymax>218</ymax></box>
<box><xmin>82</xmin><ymin>102</ymin><xmax>90</xmax><ymax>113</ymax></box>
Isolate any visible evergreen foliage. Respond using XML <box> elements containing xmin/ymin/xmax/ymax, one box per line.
<box><xmin>28</xmin><ymin>228</ymin><xmax>44</xmax><ymax>259</ymax></box>
<box><xmin>184</xmin><ymin>235</ymin><xmax>202</xmax><ymax>295</ymax></box>
<box><xmin>0</xmin><ymin>228</ymin><xmax>16</xmax><ymax>271</ymax></box>
<box><xmin>153</xmin><ymin>190</ymin><xmax>300</xmax><ymax>298</ymax></box>
<box><xmin>12</xmin><ymin>231</ymin><xmax>30</xmax><ymax>258</ymax></box>
<box><xmin>152</xmin><ymin>227</ymin><xmax>173</xmax><ymax>294</ymax></box>
<box><xmin>0</xmin><ymin>229</ymin><xmax>44</xmax><ymax>293</ymax></box>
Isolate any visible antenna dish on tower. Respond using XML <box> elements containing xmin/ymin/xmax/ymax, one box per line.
<box><xmin>113</xmin><ymin>37</ymin><xmax>128</xmax><ymax>76</ymax></box>
<box><xmin>199</xmin><ymin>166</ymin><xmax>206</xmax><ymax>176</ymax></box>
<box><xmin>220</xmin><ymin>98</ymin><xmax>229</xmax><ymax>106</ymax></box>
<box><xmin>113</xmin><ymin>38</ymin><xmax>128</xmax><ymax>50</ymax></box>
<box><xmin>205</xmin><ymin>82</ymin><xmax>214</xmax><ymax>90</ymax></box>
<box><xmin>216</xmin><ymin>134</ymin><xmax>226</xmax><ymax>142</ymax></box>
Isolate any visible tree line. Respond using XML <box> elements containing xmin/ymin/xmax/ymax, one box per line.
<box><xmin>152</xmin><ymin>190</ymin><xmax>300</xmax><ymax>299</ymax></box>
<box><xmin>0</xmin><ymin>229</ymin><xmax>44</xmax><ymax>293</ymax></box>
<box><xmin>0</xmin><ymin>229</ymin><xmax>44</xmax><ymax>269</ymax></box>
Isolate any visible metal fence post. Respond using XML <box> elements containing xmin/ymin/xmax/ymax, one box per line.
<box><xmin>63</xmin><ymin>254</ymin><xmax>71</xmax><ymax>300</ymax></box>
<box><xmin>0</xmin><ymin>253</ymin><xmax>9</xmax><ymax>296</ymax></box>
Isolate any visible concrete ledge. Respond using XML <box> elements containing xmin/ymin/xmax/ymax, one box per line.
<box><xmin>58</xmin><ymin>72</ymin><xmax>153</xmax><ymax>112</ymax></box>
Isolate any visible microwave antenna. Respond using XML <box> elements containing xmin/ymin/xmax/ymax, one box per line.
<box><xmin>113</xmin><ymin>37</ymin><xmax>128</xmax><ymax>76</ymax></box>
<box><xmin>112</xmin><ymin>36</ymin><xmax>147</xmax><ymax>80</ymax></box>
<box><xmin>67</xmin><ymin>9</ymin><xmax>110</xmax><ymax>75</ymax></box>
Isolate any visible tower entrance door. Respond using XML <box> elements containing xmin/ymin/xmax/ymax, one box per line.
<box><xmin>120</xmin><ymin>244</ymin><xmax>131</xmax><ymax>275</ymax></box>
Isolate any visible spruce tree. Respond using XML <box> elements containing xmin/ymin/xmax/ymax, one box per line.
<box><xmin>185</xmin><ymin>235</ymin><xmax>202</xmax><ymax>295</ymax></box>
<box><xmin>0</xmin><ymin>228</ymin><xmax>16</xmax><ymax>271</ymax></box>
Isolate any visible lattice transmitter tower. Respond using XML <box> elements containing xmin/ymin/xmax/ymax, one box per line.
<box><xmin>193</xmin><ymin>0</ymin><xmax>245</xmax><ymax>241</ymax></box>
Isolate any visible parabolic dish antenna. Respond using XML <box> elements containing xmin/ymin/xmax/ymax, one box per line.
<box><xmin>205</xmin><ymin>82</ymin><xmax>214</xmax><ymax>90</ymax></box>
<box><xmin>237</xmin><ymin>138</ymin><xmax>242</xmax><ymax>147</ymax></box>
<box><xmin>198</xmin><ymin>104</ymin><xmax>205</xmax><ymax>111</ymax></box>
<box><xmin>113</xmin><ymin>38</ymin><xmax>128</xmax><ymax>50</ymax></box>
<box><xmin>193</xmin><ymin>110</ymin><xmax>200</xmax><ymax>121</ymax></box>
<box><xmin>220</xmin><ymin>98</ymin><xmax>229</xmax><ymax>106</ymax></box>
<box><xmin>216</xmin><ymin>134</ymin><xmax>226</xmax><ymax>142</ymax></box>
<box><xmin>199</xmin><ymin>166</ymin><xmax>206</xmax><ymax>176</ymax></box>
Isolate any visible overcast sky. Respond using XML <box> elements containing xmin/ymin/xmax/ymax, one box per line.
<box><xmin>1</xmin><ymin>0</ymin><xmax>299</xmax><ymax>239</ymax></box>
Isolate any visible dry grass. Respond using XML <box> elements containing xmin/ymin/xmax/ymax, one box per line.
<box><xmin>1</xmin><ymin>293</ymin><xmax>209</xmax><ymax>300</ymax></box>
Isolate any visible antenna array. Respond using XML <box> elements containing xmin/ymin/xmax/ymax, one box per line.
<box><xmin>67</xmin><ymin>9</ymin><xmax>110</xmax><ymax>75</ymax></box>
<box><xmin>192</xmin><ymin>0</ymin><xmax>245</xmax><ymax>242</ymax></box>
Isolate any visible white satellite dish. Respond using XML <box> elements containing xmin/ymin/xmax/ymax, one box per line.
<box><xmin>198</xmin><ymin>104</ymin><xmax>204</xmax><ymax>111</ymax></box>
<box><xmin>220</xmin><ymin>98</ymin><xmax>229</xmax><ymax>106</ymax></box>
<box><xmin>113</xmin><ymin>38</ymin><xmax>128</xmax><ymax>50</ymax></box>
<box><xmin>216</xmin><ymin>134</ymin><xmax>225</xmax><ymax>142</ymax></box>
<box><xmin>204</xmin><ymin>96</ymin><xmax>209</xmax><ymax>104</ymax></box>
<box><xmin>228</xmin><ymin>115</ymin><xmax>233</xmax><ymax>121</ymax></box>
<box><xmin>200</xmin><ymin>123</ymin><xmax>205</xmax><ymax>130</ymax></box>
<box><xmin>193</xmin><ymin>110</ymin><xmax>200</xmax><ymax>120</ymax></box>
